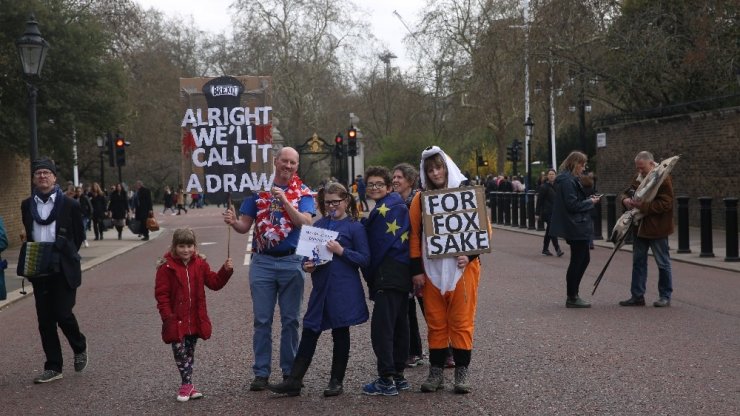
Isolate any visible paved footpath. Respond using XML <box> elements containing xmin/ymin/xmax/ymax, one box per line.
<box><xmin>0</xmin><ymin>207</ymin><xmax>738</xmax><ymax>415</ymax></box>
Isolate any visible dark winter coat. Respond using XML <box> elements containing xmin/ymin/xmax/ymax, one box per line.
<box><xmin>91</xmin><ymin>194</ymin><xmax>108</xmax><ymax>220</ymax></box>
<box><xmin>21</xmin><ymin>193</ymin><xmax>85</xmax><ymax>289</ymax></box>
<box><xmin>154</xmin><ymin>252</ymin><xmax>233</xmax><ymax>343</ymax></box>
<box><xmin>536</xmin><ymin>181</ymin><xmax>557</xmax><ymax>221</ymax></box>
<box><xmin>108</xmin><ymin>190</ymin><xmax>129</xmax><ymax>220</ymax></box>
<box><xmin>303</xmin><ymin>216</ymin><xmax>370</xmax><ymax>332</ymax></box>
<box><xmin>548</xmin><ymin>171</ymin><xmax>594</xmax><ymax>241</ymax></box>
<box><xmin>135</xmin><ymin>186</ymin><xmax>153</xmax><ymax>221</ymax></box>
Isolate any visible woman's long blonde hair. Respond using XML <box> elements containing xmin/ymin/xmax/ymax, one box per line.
<box><xmin>558</xmin><ymin>151</ymin><xmax>587</xmax><ymax>174</ymax></box>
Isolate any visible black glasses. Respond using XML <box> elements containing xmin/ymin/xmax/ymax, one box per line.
<box><xmin>366</xmin><ymin>182</ymin><xmax>387</xmax><ymax>190</ymax></box>
<box><xmin>324</xmin><ymin>199</ymin><xmax>344</xmax><ymax>207</ymax></box>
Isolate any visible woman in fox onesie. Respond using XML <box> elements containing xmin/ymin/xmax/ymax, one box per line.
<box><xmin>409</xmin><ymin>146</ymin><xmax>488</xmax><ymax>395</ymax></box>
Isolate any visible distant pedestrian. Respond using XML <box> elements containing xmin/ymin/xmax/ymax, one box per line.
<box><xmin>176</xmin><ymin>187</ymin><xmax>188</xmax><ymax>215</ymax></box>
<box><xmin>162</xmin><ymin>186</ymin><xmax>176</xmax><ymax>214</ymax></box>
<box><xmin>267</xmin><ymin>182</ymin><xmax>370</xmax><ymax>397</ymax></box>
<box><xmin>356</xmin><ymin>175</ymin><xmax>368</xmax><ymax>211</ymax></box>
<box><xmin>549</xmin><ymin>151</ymin><xmax>600</xmax><ymax>308</ymax></box>
<box><xmin>0</xmin><ymin>215</ymin><xmax>7</xmax><ymax>301</ymax></box>
<box><xmin>74</xmin><ymin>186</ymin><xmax>92</xmax><ymax>247</ymax></box>
<box><xmin>155</xmin><ymin>228</ymin><xmax>234</xmax><ymax>402</ymax></box>
<box><xmin>536</xmin><ymin>169</ymin><xmax>563</xmax><ymax>257</ymax></box>
<box><xmin>108</xmin><ymin>184</ymin><xmax>129</xmax><ymax>240</ymax></box>
<box><xmin>90</xmin><ymin>183</ymin><xmax>108</xmax><ymax>241</ymax></box>
<box><xmin>135</xmin><ymin>180</ymin><xmax>153</xmax><ymax>241</ymax></box>
<box><xmin>618</xmin><ymin>151</ymin><xmax>674</xmax><ymax>308</ymax></box>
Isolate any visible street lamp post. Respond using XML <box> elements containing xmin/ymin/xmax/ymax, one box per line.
<box><xmin>524</xmin><ymin>116</ymin><xmax>534</xmax><ymax>191</ymax></box>
<box><xmin>96</xmin><ymin>136</ymin><xmax>106</xmax><ymax>190</ymax></box>
<box><xmin>16</xmin><ymin>14</ymin><xmax>50</xmax><ymax>174</ymax></box>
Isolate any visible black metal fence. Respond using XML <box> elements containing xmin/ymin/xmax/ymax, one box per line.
<box><xmin>488</xmin><ymin>192</ymin><xmax>740</xmax><ymax>262</ymax></box>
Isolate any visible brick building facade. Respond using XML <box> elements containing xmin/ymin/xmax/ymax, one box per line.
<box><xmin>593</xmin><ymin>106</ymin><xmax>740</xmax><ymax>228</ymax></box>
<box><xmin>0</xmin><ymin>153</ymin><xmax>31</xmax><ymax>249</ymax></box>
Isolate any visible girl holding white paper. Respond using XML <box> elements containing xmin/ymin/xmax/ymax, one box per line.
<box><xmin>267</xmin><ymin>182</ymin><xmax>370</xmax><ymax>397</ymax></box>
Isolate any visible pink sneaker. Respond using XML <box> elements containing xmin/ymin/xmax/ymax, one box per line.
<box><xmin>189</xmin><ymin>385</ymin><xmax>203</xmax><ymax>400</ymax></box>
<box><xmin>177</xmin><ymin>384</ymin><xmax>193</xmax><ymax>402</ymax></box>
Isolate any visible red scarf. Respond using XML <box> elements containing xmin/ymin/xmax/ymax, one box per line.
<box><xmin>254</xmin><ymin>174</ymin><xmax>312</xmax><ymax>252</ymax></box>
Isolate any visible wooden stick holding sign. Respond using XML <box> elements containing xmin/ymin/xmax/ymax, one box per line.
<box><xmin>421</xmin><ymin>186</ymin><xmax>492</xmax><ymax>258</ymax></box>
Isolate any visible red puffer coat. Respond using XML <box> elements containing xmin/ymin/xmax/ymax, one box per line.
<box><xmin>154</xmin><ymin>252</ymin><xmax>233</xmax><ymax>343</ymax></box>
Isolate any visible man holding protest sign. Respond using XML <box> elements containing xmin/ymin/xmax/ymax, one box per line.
<box><xmin>409</xmin><ymin>146</ymin><xmax>490</xmax><ymax>394</ymax></box>
<box><xmin>223</xmin><ymin>147</ymin><xmax>315</xmax><ymax>391</ymax></box>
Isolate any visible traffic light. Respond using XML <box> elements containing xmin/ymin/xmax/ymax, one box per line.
<box><xmin>107</xmin><ymin>133</ymin><xmax>115</xmax><ymax>167</ymax></box>
<box><xmin>115</xmin><ymin>135</ymin><xmax>126</xmax><ymax>166</ymax></box>
<box><xmin>347</xmin><ymin>127</ymin><xmax>357</xmax><ymax>156</ymax></box>
<box><xmin>477</xmin><ymin>155</ymin><xmax>488</xmax><ymax>167</ymax></box>
<box><xmin>334</xmin><ymin>133</ymin><xmax>344</xmax><ymax>159</ymax></box>
<box><xmin>507</xmin><ymin>140</ymin><xmax>520</xmax><ymax>162</ymax></box>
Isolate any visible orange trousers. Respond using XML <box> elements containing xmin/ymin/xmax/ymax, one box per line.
<box><xmin>422</xmin><ymin>259</ymin><xmax>480</xmax><ymax>350</ymax></box>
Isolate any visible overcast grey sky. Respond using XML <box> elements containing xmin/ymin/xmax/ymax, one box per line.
<box><xmin>135</xmin><ymin>0</ymin><xmax>426</xmax><ymax>70</ymax></box>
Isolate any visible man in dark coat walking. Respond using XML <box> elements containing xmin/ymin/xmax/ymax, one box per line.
<box><xmin>135</xmin><ymin>180</ymin><xmax>153</xmax><ymax>241</ymax></box>
<box><xmin>21</xmin><ymin>158</ymin><xmax>88</xmax><ymax>383</ymax></box>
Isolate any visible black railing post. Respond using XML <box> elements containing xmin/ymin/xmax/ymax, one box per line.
<box><xmin>511</xmin><ymin>193</ymin><xmax>519</xmax><ymax>227</ymax></box>
<box><xmin>527</xmin><ymin>190</ymin><xmax>536</xmax><ymax>230</ymax></box>
<box><xmin>724</xmin><ymin>198</ymin><xmax>739</xmax><ymax>262</ymax></box>
<box><xmin>676</xmin><ymin>196</ymin><xmax>691</xmax><ymax>253</ymax></box>
<box><xmin>606</xmin><ymin>194</ymin><xmax>616</xmax><ymax>242</ymax></box>
<box><xmin>497</xmin><ymin>193</ymin><xmax>505</xmax><ymax>224</ymax></box>
<box><xmin>699</xmin><ymin>197</ymin><xmax>714</xmax><ymax>258</ymax></box>
<box><xmin>489</xmin><ymin>192</ymin><xmax>498</xmax><ymax>224</ymax></box>
<box><xmin>519</xmin><ymin>193</ymin><xmax>527</xmax><ymax>229</ymax></box>
<box><xmin>503</xmin><ymin>193</ymin><xmax>511</xmax><ymax>225</ymax></box>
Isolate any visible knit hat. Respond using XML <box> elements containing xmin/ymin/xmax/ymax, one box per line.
<box><xmin>32</xmin><ymin>158</ymin><xmax>57</xmax><ymax>176</ymax></box>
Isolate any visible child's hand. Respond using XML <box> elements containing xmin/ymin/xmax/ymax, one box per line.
<box><xmin>325</xmin><ymin>240</ymin><xmax>344</xmax><ymax>256</ymax></box>
<box><xmin>224</xmin><ymin>258</ymin><xmax>233</xmax><ymax>271</ymax></box>
<box><xmin>302</xmin><ymin>260</ymin><xmax>316</xmax><ymax>273</ymax></box>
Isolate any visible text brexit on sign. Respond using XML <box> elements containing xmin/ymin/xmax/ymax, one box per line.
<box><xmin>421</xmin><ymin>186</ymin><xmax>492</xmax><ymax>258</ymax></box>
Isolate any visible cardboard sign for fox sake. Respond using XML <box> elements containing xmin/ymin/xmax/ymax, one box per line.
<box><xmin>180</xmin><ymin>75</ymin><xmax>273</xmax><ymax>205</ymax></box>
<box><xmin>421</xmin><ymin>186</ymin><xmax>491</xmax><ymax>258</ymax></box>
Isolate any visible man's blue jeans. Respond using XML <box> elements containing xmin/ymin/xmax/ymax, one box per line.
<box><xmin>631</xmin><ymin>236</ymin><xmax>673</xmax><ymax>299</ymax></box>
<box><xmin>249</xmin><ymin>253</ymin><xmax>305</xmax><ymax>378</ymax></box>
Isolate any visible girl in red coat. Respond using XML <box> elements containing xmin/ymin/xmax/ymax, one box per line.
<box><xmin>155</xmin><ymin>228</ymin><xmax>233</xmax><ymax>402</ymax></box>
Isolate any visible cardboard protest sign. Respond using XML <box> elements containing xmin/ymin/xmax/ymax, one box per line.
<box><xmin>296</xmin><ymin>226</ymin><xmax>339</xmax><ymax>263</ymax></box>
<box><xmin>180</xmin><ymin>75</ymin><xmax>273</xmax><ymax>204</ymax></box>
<box><xmin>421</xmin><ymin>186</ymin><xmax>491</xmax><ymax>258</ymax></box>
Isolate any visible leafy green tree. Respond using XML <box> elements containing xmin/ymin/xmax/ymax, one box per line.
<box><xmin>0</xmin><ymin>0</ymin><xmax>127</xmax><ymax>182</ymax></box>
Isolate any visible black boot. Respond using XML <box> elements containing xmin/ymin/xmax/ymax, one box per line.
<box><xmin>323</xmin><ymin>378</ymin><xmax>343</xmax><ymax>397</ymax></box>
<box><xmin>323</xmin><ymin>349</ymin><xmax>348</xmax><ymax>397</ymax></box>
<box><xmin>266</xmin><ymin>356</ymin><xmax>311</xmax><ymax>396</ymax></box>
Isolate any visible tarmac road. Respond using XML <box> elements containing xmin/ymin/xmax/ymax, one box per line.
<box><xmin>0</xmin><ymin>207</ymin><xmax>738</xmax><ymax>415</ymax></box>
